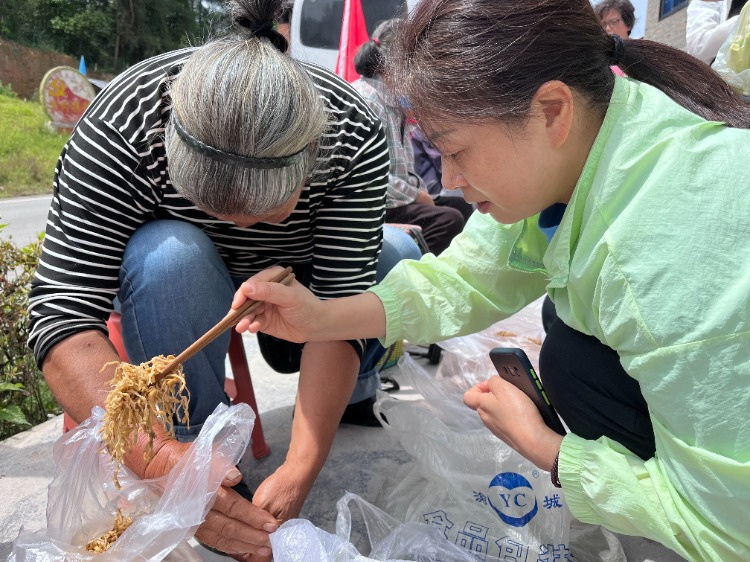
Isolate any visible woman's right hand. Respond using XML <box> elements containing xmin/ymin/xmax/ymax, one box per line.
<box><xmin>129</xmin><ymin>432</ymin><xmax>278</xmax><ymax>558</ymax></box>
<box><xmin>232</xmin><ymin>266</ymin><xmax>323</xmax><ymax>342</ymax></box>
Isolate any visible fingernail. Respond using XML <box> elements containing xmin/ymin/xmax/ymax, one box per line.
<box><xmin>258</xmin><ymin>547</ymin><xmax>271</xmax><ymax>556</ymax></box>
<box><xmin>263</xmin><ymin>523</ymin><xmax>277</xmax><ymax>532</ymax></box>
<box><xmin>225</xmin><ymin>467</ymin><xmax>241</xmax><ymax>481</ymax></box>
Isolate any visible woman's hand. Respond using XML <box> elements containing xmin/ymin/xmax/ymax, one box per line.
<box><xmin>415</xmin><ymin>190</ymin><xmax>436</xmax><ymax>206</ymax></box>
<box><xmin>236</xmin><ymin>462</ymin><xmax>316</xmax><ymax>562</ymax></box>
<box><xmin>232</xmin><ymin>266</ymin><xmax>323</xmax><ymax>343</ymax></box>
<box><xmin>252</xmin><ymin>462</ymin><xmax>313</xmax><ymax>526</ymax></box>
<box><xmin>464</xmin><ymin>375</ymin><xmax>563</xmax><ymax>471</ymax></box>
<box><xmin>130</xmin><ymin>433</ymin><xmax>278</xmax><ymax>558</ymax></box>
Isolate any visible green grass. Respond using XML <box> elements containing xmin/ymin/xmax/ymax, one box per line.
<box><xmin>0</xmin><ymin>90</ymin><xmax>68</xmax><ymax>198</ymax></box>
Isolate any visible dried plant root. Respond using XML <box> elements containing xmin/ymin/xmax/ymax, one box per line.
<box><xmin>495</xmin><ymin>330</ymin><xmax>542</xmax><ymax>346</ymax></box>
<box><xmin>84</xmin><ymin>509</ymin><xmax>133</xmax><ymax>553</ymax></box>
<box><xmin>99</xmin><ymin>355</ymin><xmax>190</xmax><ymax>487</ymax></box>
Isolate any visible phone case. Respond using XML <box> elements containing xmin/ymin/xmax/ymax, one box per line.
<box><xmin>489</xmin><ymin>347</ymin><xmax>566</xmax><ymax>435</ymax></box>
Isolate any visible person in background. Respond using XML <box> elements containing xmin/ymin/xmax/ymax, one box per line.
<box><xmin>273</xmin><ymin>0</ymin><xmax>421</xmax><ymax>278</ymax></box>
<box><xmin>596</xmin><ymin>0</ymin><xmax>636</xmax><ymax>76</ymax></box>
<box><xmin>352</xmin><ymin>19</ymin><xmax>466</xmax><ymax>256</ymax></box>
<box><xmin>411</xmin><ymin>126</ymin><xmax>475</xmax><ymax>223</ymax></box>
<box><xmin>27</xmin><ymin>0</ymin><xmax>420</xmax><ymax>558</ymax></box>
<box><xmin>233</xmin><ymin>0</ymin><xmax>750</xmax><ymax>560</ymax></box>
<box><xmin>596</xmin><ymin>0</ymin><xmax>635</xmax><ymax>37</ymax></box>
<box><xmin>276</xmin><ymin>0</ymin><xmax>293</xmax><ymax>47</ymax></box>
<box><xmin>687</xmin><ymin>0</ymin><xmax>748</xmax><ymax>64</ymax></box>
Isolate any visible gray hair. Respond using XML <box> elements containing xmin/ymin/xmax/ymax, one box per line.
<box><xmin>165</xmin><ymin>37</ymin><xmax>328</xmax><ymax>216</ymax></box>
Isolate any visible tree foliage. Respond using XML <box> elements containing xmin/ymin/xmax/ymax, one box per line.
<box><xmin>0</xmin><ymin>0</ymin><xmax>228</xmax><ymax>73</ymax></box>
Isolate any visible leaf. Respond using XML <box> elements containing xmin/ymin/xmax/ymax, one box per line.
<box><xmin>0</xmin><ymin>381</ymin><xmax>25</xmax><ymax>393</ymax></box>
<box><xmin>0</xmin><ymin>404</ymin><xmax>31</xmax><ymax>426</ymax></box>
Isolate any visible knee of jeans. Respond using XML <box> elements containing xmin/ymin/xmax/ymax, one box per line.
<box><xmin>377</xmin><ymin>227</ymin><xmax>422</xmax><ymax>281</ymax></box>
<box><xmin>121</xmin><ymin>220</ymin><xmax>230</xmax><ymax>292</ymax></box>
<box><xmin>385</xmin><ymin>226</ymin><xmax>423</xmax><ymax>261</ymax></box>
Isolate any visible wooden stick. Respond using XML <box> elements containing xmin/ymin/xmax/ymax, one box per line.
<box><xmin>154</xmin><ymin>267</ymin><xmax>294</xmax><ymax>383</ymax></box>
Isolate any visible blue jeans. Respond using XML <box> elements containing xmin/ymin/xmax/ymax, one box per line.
<box><xmin>117</xmin><ymin>220</ymin><xmax>420</xmax><ymax>438</ymax></box>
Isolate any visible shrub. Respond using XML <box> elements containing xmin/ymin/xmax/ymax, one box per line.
<box><xmin>0</xmin><ymin>226</ymin><xmax>61</xmax><ymax>439</ymax></box>
<box><xmin>0</xmin><ymin>81</ymin><xmax>18</xmax><ymax>98</ymax></box>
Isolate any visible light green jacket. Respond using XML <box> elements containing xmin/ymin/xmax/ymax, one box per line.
<box><xmin>370</xmin><ymin>76</ymin><xmax>750</xmax><ymax>561</ymax></box>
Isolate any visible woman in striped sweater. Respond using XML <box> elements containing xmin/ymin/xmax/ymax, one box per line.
<box><xmin>27</xmin><ymin>0</ymin><xmax>419</xmax><ymax>558</ymax></box>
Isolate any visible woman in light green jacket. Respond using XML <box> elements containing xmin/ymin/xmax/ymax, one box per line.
<box><xmin>233</xmin><ymin>1</ymin><xmax>750</xmax><ymax>560</ymax></box>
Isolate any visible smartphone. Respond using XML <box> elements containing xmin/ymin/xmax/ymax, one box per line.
<box><xmin>489</xmin><ymin>347</ymin><xmax>566</xmax><ymax>435</ymax></box>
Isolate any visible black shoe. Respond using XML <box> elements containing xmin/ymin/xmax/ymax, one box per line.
<box><xmin>380</xmin><ymin>376</ymin><xmax>400</xmax><ymax>393</ymax></box>
<box><xmin>231</xmin><ymin>477</ymin><xmax>254</xmax><ymax>502</ymax></box>
<box><xmin>196</xmin><ymin>540</ymin><xmax>229</xmax><ymax>557</ymax></box>
<box><xmin>340</xmin><ymin>396</ymin><xmax>384</xmax><ymax>427</ymax></box>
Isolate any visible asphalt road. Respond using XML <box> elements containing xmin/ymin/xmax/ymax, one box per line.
<box><xmin>0</xmin><ymin>194</ymin><xmax>51</xmax><ymax>245</ymax></box>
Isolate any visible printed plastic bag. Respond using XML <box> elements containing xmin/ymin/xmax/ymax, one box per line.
<box><xmin>712</xmin><ymin>1</ymin><xmax>750</xmax><ymax>98</ymax></box>
<box><xmin>270</xmin><ymin>491</ymin><xmax>476</xmax><ymax>561</ymax></box>
<box><xmin>374</xmin><ymin>352</ymin><xmax>572</xmax><ymax>562</ymax></box>
<box><xmin>9</xmin><ymin>402</ymin><xmax>254</xmax><ymax>561</ymax></box>
<box><xmin>374</xmin><ymin>304</ymin><xmax>626</xmax><ymax>562</ymax></box>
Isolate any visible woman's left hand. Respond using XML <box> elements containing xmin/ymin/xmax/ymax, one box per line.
<box><xmin>243</xmin><ymin>462</ymin><xmax>315</xmax><ymax>561</ymax></box>
<box><xmin>464</xmin><ymin>375</ymin><xmax>563</xmax><ymax>471</ymax></box>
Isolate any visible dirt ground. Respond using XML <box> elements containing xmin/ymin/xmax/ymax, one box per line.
<box><xmin>0</xmin><ymin>39</ymin><xmax>110</xmax><ymax>101</ymax></box>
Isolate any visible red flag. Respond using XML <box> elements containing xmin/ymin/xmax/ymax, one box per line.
<box><xmin>335</xmin><ymin>0</ymin><xmax>369</xmax><ymax>82</ymax></box>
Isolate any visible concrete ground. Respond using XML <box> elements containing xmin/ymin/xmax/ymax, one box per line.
<box><xmin>0</xmin><ymin>325</ymin><xmax>687</xmax><ymax>561</ymax></box>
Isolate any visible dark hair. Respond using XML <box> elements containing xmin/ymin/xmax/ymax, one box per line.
<box><xmin>596</xmin><ymin>0</ymin><xmax>636</xmax><ymax>35</ymax></box>
<box><xmin>277</xmin><ymin>0</ymin><xmax>293</xmax><ymax>24</ymax></box>
<box><xmin>389</xmin><ymin>0</ymin><xmax>750</xmax><ymax>132</ymax></box>
<box><xmin>354</xmin><ymin>19</ymin><xmax>398</xmax><ymax>78</ymax></box>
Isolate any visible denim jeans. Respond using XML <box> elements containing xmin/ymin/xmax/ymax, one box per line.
<box><xmin>117</xmin><ymin>220</ymin><xmax>420</xmax><ymax>438</ymax></box>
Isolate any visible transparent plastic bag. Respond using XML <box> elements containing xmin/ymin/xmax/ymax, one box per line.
<box><xmin>373</xmin><ymin>306</ymin><xmax>625</xmax><ymax>562</ymax></box>
<box><xmin>712</xmin><ymin>2</ymin><xmax>750</xmax><ymax>97</ymax></box>
<box><xmin>9</xmin><ymin>402</ymin><xmax>254</xmax><ymax>561</ymax></box>
<box><xmin>373</xmin><ymin>353</ymin><xmax>572</xmax><ymax>562</ymax></box>
<box><xmin>399</xmin><ymin>299</ymin><xmax>546</xmax><ymax>432</ymax></box>
<box><xmin>270</xmin><ymin>491</ymin><xmax>475</xmax><ymax>562</ymax></box>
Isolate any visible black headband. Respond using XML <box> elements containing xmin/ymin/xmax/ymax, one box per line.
<box><xmin>610</xmin><ymin>34</ymin><xmax>626</xmax><ymax>66</ymax></box>
<box><xmin>235</xmin><ymin>17</ymin><xmax>288</xmax><ymax>53</ymax></box>
<box><xmin>170</xmin><ymin>111</ymin><xmax>306</xmax><ymax>170</ymax></box>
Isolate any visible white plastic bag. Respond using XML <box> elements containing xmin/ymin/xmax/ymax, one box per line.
<box><xmin>374</xmin><ymin>305</ymin><xmax>626</xmax><ymax>562</ymax></box>
<box><xmin>374</xmin><ymin>351</ymin><xmax>572</xmax><ymax>562</ymax></box>
<box><xmin>712</xmin><ymin>2</ymin><xmax>750</xmax><ymax>97</ymax></box>
<box><xmin>270</xmin><ymin>491</ymin><xmax>476</xmax><ymax>562</ymax></box>
<box><xmin>10</xmin><ymin>402</ymin><xmax>254</xmax><ymax>561</ymax></box>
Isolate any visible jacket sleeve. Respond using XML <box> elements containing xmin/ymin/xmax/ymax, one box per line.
<box><xmin>559</xmin><ymin>330</ymin><xmax>750</xmax><ymax>562</ymax></box>
<box><xmin>558</xmin><ymin>244</ymin><xmax>750</xmax><ymax>562</ymax></box>
<box><xmin>686</xmin><ymin>0</ymin><xmax>736</xmax><ymax>63</ymax></box>
<box><xmin>27</xmin><ymin>118</ymin><xmax>159</xmax><ymax>367</ymax></box>
<box><xmin>370</xmin><ymin>211</ymin><xmax>549</xmax><ymax>347</ymax></box>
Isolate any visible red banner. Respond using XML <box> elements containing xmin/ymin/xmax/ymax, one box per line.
<box><xmin>334</xmin><ymin>0</ymin><xmax>369</xmax><ymax>82</ymax></box>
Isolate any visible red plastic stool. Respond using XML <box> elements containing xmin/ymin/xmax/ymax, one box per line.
<box><xmin>63</xmin><ymin>313</ymin><xmax>271</xmax><ymax>460</ymax></box>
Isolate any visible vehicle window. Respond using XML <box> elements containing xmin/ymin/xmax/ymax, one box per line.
<box><xmin>300</xmin><ymin>0</ymin><xmax>407</xmax><ymax>49</ymax></box>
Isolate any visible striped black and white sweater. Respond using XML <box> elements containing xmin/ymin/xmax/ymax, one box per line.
<box><xmin>28</xmin><ymin>48</ymin><xmax>389</xmax><ymax>367</ymax></box>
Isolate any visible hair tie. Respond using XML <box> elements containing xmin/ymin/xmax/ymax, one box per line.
<box><xmin>609</xmin><ymin>34</ymin><xmax>626</xmax><ymax>65</ymax></box>
<box><xmin>373</xmin><ymin>38</ymin><xmax>380</xmax><ymax>46</ymax></box>
<box><xmin>170</xmin><ymin>110</ymin><xmax>306</xmax><ymax>170</ymax></box>
<box><xmin>235</xmin><ymin>17</ymin><xmax>289</xmax><ymax>53</ymax></box>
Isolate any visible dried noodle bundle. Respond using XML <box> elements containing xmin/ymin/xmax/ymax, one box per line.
<box><xmin>84</xmin><ymin>509</ymin><xmax>133</xmax><ymax>552</ymax></box>
<box><xmin>99</xmin><ymin>355</ymin><xmax>190</xmax><ymax>487</ymax></box>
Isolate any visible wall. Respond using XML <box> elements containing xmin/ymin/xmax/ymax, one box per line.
<box><xmin>0</xmin><ymin>39</ymin><xmax>111</xmax><ymax>101</ymax></box>
<box><xmin>643</xmin><ymin>2</ymin><xmax>688</xmax><ymax>49</ymax></box>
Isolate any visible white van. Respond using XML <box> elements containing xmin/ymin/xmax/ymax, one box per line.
<box><xmin>290</xmin><ymin>0</ymin><xmax>419</xmax><ymax>71</ymax></box>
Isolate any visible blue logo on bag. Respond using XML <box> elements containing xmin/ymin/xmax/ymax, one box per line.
<box><xmin>486</xmin><ymin>472</ymin><xmax>538</xmax><ymax>527</ymax></box>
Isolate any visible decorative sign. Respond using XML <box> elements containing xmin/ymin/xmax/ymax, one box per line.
<box><xmin>39</xmin><ymin>66</ymin><xmax>96</xmax><ymax>133</ymax></box>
